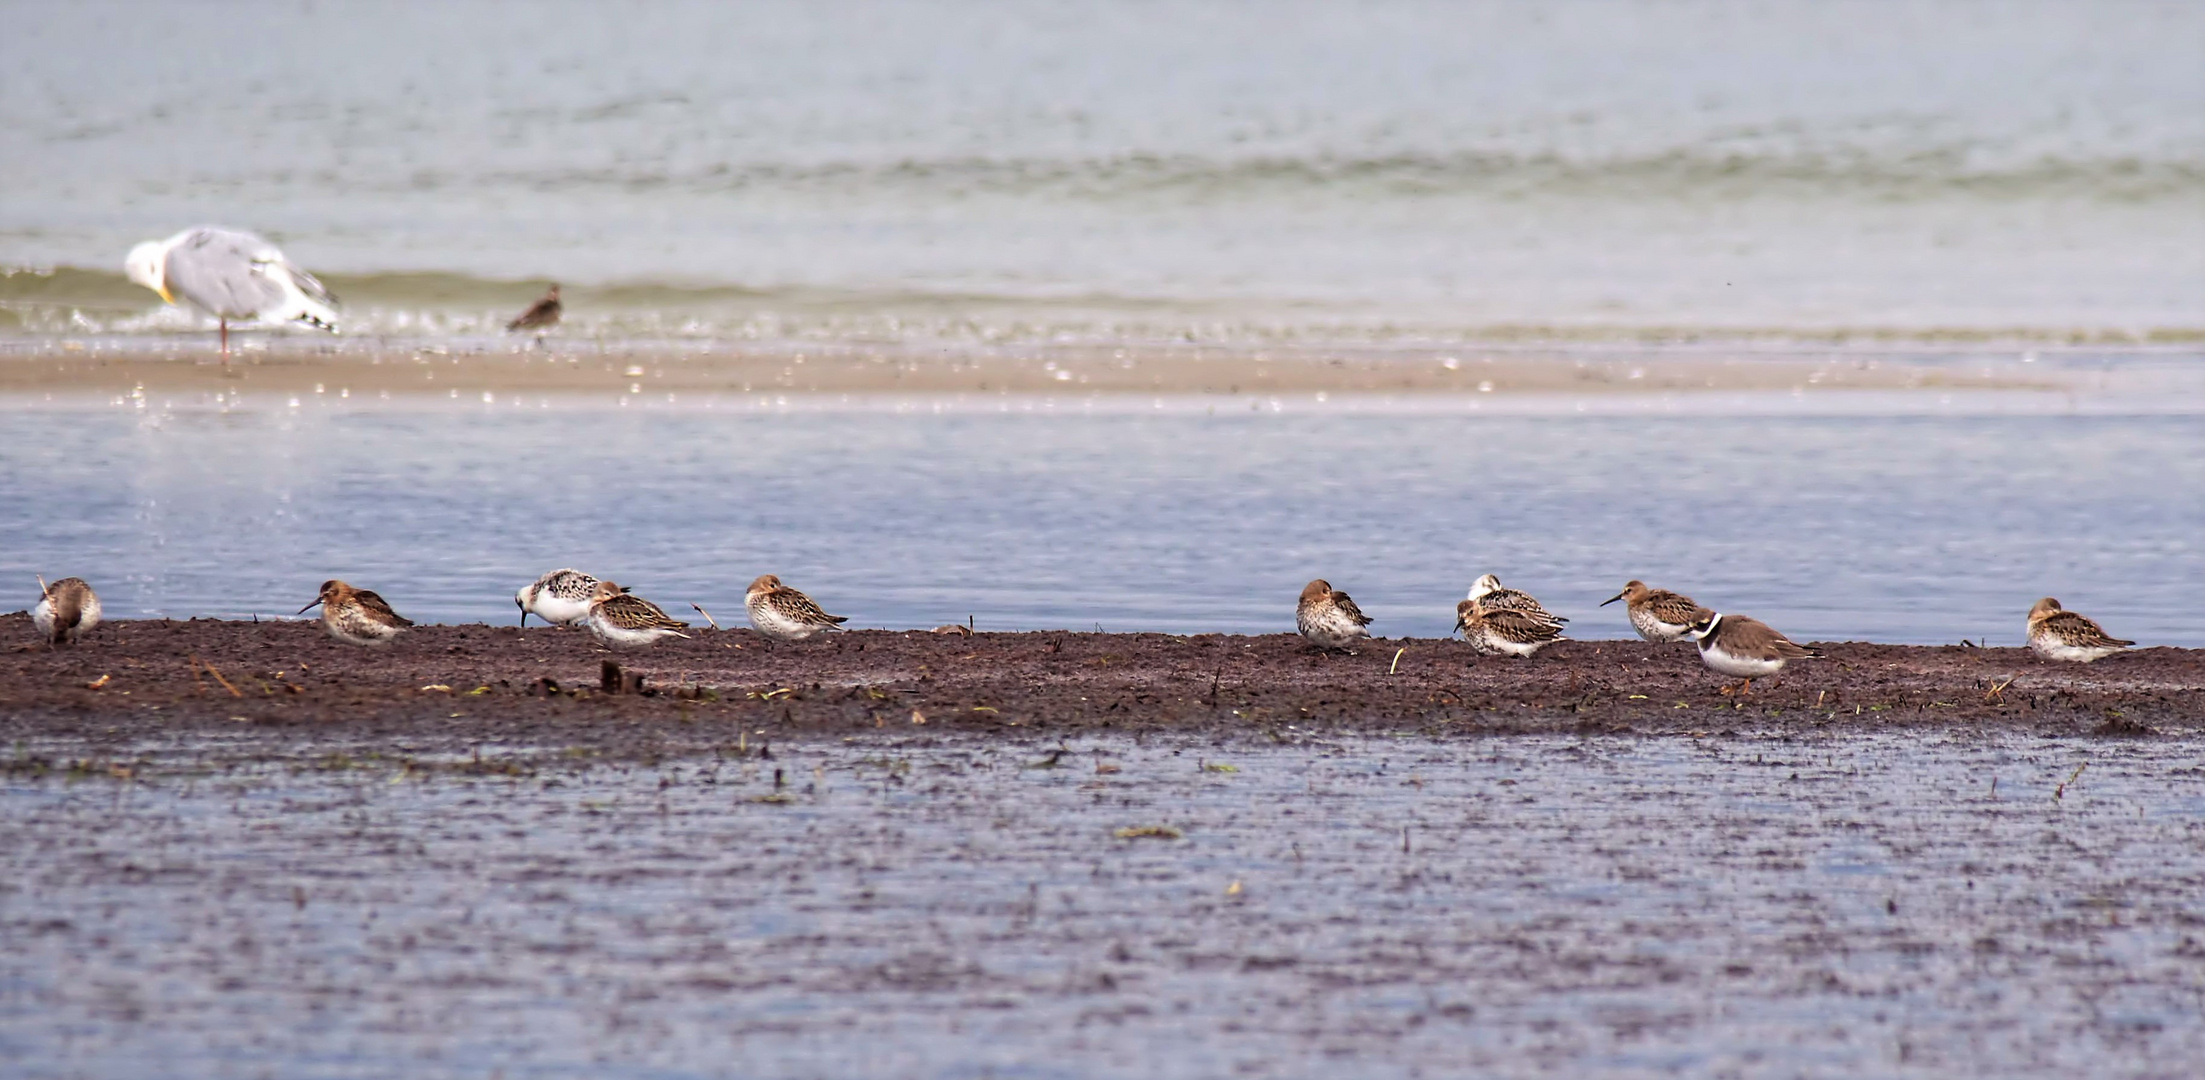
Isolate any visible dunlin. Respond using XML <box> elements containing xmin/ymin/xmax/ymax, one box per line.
<box><xmin>1465</xmin><ymin>574</ymin><xmax>1567</xmax><ymax>628</ymax></box>
<box><xmin>2026</xmin><ymin>598</ymin><xmax>2133</xmax><ymax>663</ymax></box>
<box><xmin>1297</xmin><ymin>579</ymin><xmax>1373</xmax><ymax>650</ymax></box>
<box><xmin>586</xmin><ymin>581</ymin><xmax>690</xmax><ymax>648</ymax></box>
<box><xmin>506</xmin><ymin>284</ymin><xmax>561</xmax><ymax>333</ymax></box>
<box><xmin>125</xmin><ymin>226</ymin><xmax>338</xmax><ymax>366</ymax></box>
<box><xmin>516</xmin><ymin>568</ymin><xmax>608</xmax><ymax>627</ymax></box>
<box><xmin>31</xmin><ymin>577</ymin><xmax>101</xmax><ymax>646</ymax></box>
<box><xmin>745</xmin><ymin>575</ymin><xmax>848</xmax><ymax>642</ymax></box>
<box><xmin>1685</xmin><ymin>611</ymin><xmax>1817</xmax><ymax>693</ymax></box>
<box><xmin>1454</xmin><ymin>599</ymin><xmax>1564</xmax><ymax>657</ymax></box>
<box><xmin>298</xmin><ymin>580</ymin><xmax>412</xmax><ymax>646</ymax></box>
<box><xmin>1600</xmin><ymin>579</ymin><xmax>1706</xmax><ymax>643</ymax></box>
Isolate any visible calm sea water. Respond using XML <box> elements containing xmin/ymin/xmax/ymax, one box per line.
<box><xmin>2</xmin><ymin>383</ymin><xmax>2199</xmax><ymax>645</ymax></box>
<box><xmin>3</xmin><ymin>0</ymin><xmax>2201</xmax><ymax>341</ymax></box>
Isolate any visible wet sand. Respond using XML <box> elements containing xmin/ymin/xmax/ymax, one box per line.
<box><xmin>6</xmin><ymin>621</ymin><xmax>2202</xmax><ymax>1078</ymax></box>
<box><xmin>0</xmin><ymin>338</ymin><xmax>2075</xmax><ymax>399</ymax></box>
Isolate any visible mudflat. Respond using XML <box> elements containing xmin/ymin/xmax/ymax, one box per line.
<box><xmin>4</xmin><ymin>617</ymin><xmax>2197</xmax><ymax>747</ymax></box>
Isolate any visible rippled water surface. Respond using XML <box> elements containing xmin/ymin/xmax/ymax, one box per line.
<box><xmin>4</xmin><ymin>731</ymin><xmax>2201</xmax><ymax>1078</ymax></box>
<box><xmin>4</xmin><ymin>0</ymin><xmax>2200</xmax><ymax>338</ymax></box>
<box><xmin>2</xmin><ymin>382</ymin><xmax>2199</xmax><ymax>645</ymax></box>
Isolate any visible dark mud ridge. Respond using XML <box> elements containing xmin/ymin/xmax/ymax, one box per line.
<box><xmin>5</xmin><ymin>616</ymin><xmax>2198</xmax><ymax>756</ymax></box>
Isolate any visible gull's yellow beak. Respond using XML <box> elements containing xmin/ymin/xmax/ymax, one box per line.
<box><xmin>156</xmin><ymin>284</ymin><xmax>174</xmax><ymax>304</ymax></box>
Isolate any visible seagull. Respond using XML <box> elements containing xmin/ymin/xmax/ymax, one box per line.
<box><xmin>125</xmin><ymin>226</ymin><xmax>339</xmax><ymax>368</ymax></box>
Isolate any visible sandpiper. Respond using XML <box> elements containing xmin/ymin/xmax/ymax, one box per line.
<box><xmin>1600</xmin><ymin>579</ymin><xmax>1707</xmax><ymax>643</ymax></box>
<box><xmin>1465</xmin><ymin>574</ymin><xmax>1567</xmax><ymax>628</ymax></box>
<box><xmin>31</xmin><ymin>577</ymin><xmax>101</xmax><ymax>646</ymax></box>
<box><xmin>2026</xmin><ymin>598</ymin><xmax>2134</xmax><ymax>663</ymax></box>
<box><xmin>1685</xmin><ymin>611</ymin><xmax>1818</xmax><ymax>693</ymax></box>
<box><xmin>1454</xmin><ymin>599</ymin><xmax>1564</xmax><ymax>657</ymax></box>
<box><xmin>298</xmin><ymin>580</ymin><xmax>413</xmax><ymax>646</ymax></box>
<box><xmin>745</xmin><ymin>575</ymin><xmax>849</xmax><ymax>642</ymax></box>
<box><xmin>506</xmin><ymin>283</ymin><xmax>561</xmax><ymax>333</ymax></box>
<box><xmin>1297</xmin><ymin>579</ymin><xmax>1373</xmax><ymax>651</ymax></box>
<box><xmin>516</xmin><ymin>568</ymin><xmax>609</xmax><ymax>627</ymax></box>
<box><xmin>586</xmin><ymin>581</ymin><xmax>690</xmax><ymax>648</ymax></box>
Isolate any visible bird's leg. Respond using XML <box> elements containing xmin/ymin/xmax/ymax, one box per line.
<box><xmin>218</xmin><ymin>318</ymin><xmax>243</xmax><ymax>378</ymax></box>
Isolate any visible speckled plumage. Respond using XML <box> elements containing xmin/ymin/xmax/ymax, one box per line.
<box><xmin>1454</xmin><ymin>599</ymin><xmax>1564</xmax><ymax>657</ymax></box>
<box><xmin>586</xmin><ymin>581</ymin><xmax>690</xmax><ymax>648</ymax></box>
<box><xmin>2026</xmin><ymin>598</ymin><xmax>2132</xmax><ymax>663</ymax></box>
<box><xmin>1600</xmin><ymin>580</ymin><xmax>1706</xmax><ymax>643</ymax></box>
<box><xmin>299</xmin><ymin>579</ymin><xmax>412</xmax><ymax>646</ymax></box>
<box><xmin>516</xmin><ymin>568</ymin><xmax>606</xmax><ymax>627</ymax></box>
<box><xmin>1297</xmin><ymin>579</ymin><xmax>1373</xmax><ymax>650</ymax></box>
<box><xmin>1465</xmin><ymin>574</ymin><xmax>1567</xmax><ymax>629</ymax></box>
<box><xmin>31</xmin><ymin>577</ymin><xmax>101</xmax><ymax>646</ymax></box>
<box><xmin>745</xmin><ymin>575</ymin><xmax>848</xmax><ymax>642</ymax></box>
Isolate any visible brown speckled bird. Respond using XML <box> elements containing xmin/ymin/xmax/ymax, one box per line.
<box><xmin>1600</xmin><ymin>579</ymin><xmax>1707</xmax><ymax>643</ymax></box>
<box><xmin>32</xmin><ymin>577</ymin><xmax>102</xmax><ymax>646</ymax></box>
<box><xmin>298</xmin><ymin>579</ymin><xmax>413</xmax><ymax>646</ymax></box>
<box><xmin>1455</xmin><ymin>600</ymin><xmax>1565</xmax><ymax>657</ymax></box>
<box><xmin>1297</xmin><ymin>579</ymin><xmax>1373</xmax><ymax>651</ymax></box>
<box><xmin>745</xmin><ymin>575</ymin><xmax>848</xmax><ymax>642</ymax></box>
<box><xmin>2026</xmin><ymin>598</ymin><xmax>2133</xmax><ymax>663</ymax></box>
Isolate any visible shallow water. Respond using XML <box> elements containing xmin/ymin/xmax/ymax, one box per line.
<box><xmin>3</xmin><ymin>731</ymin><xmax>2200</xmax><ymax>1078</ymax></box>
<box><xmin>4</xmin><ymin>0</ymin><xmax>2200</xmax><ymax>339</ymax></box>
<box><xmin>1</xmin><ymin>379</ymin><xmax>2200</xmax><ymax>645</ymax></box>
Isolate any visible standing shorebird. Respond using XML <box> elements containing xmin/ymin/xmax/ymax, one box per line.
<box><xmin>515</xmin><ymin>568</ymin><xmax>609</xmax><ymax>627</ymax></box>
<box><xmin>31</xmin><ymin>577</ymin><xmax>101</xmax><ymax>646</ymax></box>
<box><xmin>1600</xmin><ymin>580</ymin><xmax>1707</xmax><ymax>643</ymax></box>
<box><xmin>1297</xmin><ymin>579</ymin><xmax>1373</xmax><ymax>651</ymax></box>
<box><xmin>745</xmin><ymin>575</ymin><xmax>848</xmax><ymax>642</ymax></box>
<box><xmin>1465</xmin><ymin>574</ymin><xmax>1567</xmax><ymax>628</ymax></box>
<box><xmin>585</xmin><ymin>581</ymin><xmax>690</xmax><ymax>648</ymax></box>
<box><xmin>124</xmin><ymin>226</ymin><xmax>339</xmax><ymax>368</ymax></box>
<box><xmin>2026</xmin><ymin>598</ymin><xmax>2134</xmax><ymax>663</ymax></box>
<box><xmin>1684</xmin><ymin>611</ymin><xmax>1818</xmax><ymax>693</ymax></box>
<box><xmin>298</xmin><ymin>580</ymin><xmax>412</xmax><ymax>646</ymax></box>
<box><xmin>1454</xmin><ymin>599</ymin><xmax>1564</xmax><ymax>657</ymax></box>
<box><xmin>505</xmin><ymin>283</ymin><xmax>561</xmax><ymax>333</ymax></box>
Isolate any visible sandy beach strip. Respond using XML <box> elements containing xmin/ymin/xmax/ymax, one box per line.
<box><xmin>0</xmin><ymin>338</ymin><xmax>2085</xmax><ymax>399</ymax></box>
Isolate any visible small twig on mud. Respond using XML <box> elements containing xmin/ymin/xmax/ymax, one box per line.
<box><xmin>1388</xmin><ymin>647</ymin><xmax>1406</xmax><ymax>675</ymax></box>
<box><xmin>1984</xmin><ymin>676</ymin><xmax>2015</xmax><ymax>704</ymax></box>
<box><xmin>690</xmin><ymin>603</ymin><xmax>720</xmax><ymax>631</ymax></box>
<box><xmin>36</xmin><ymin>574</ymin><xmax>49</xmax><ymax>598</ymax></box>
<box><xmin>2054</xmin><ymin>762</ymin><xmax>2087</xmax><ymax>801</ymax></box>
<box><xmin>189</xmin><ymin>653</ymin><xmax>244</xmax><ymax>698</ymax></box>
